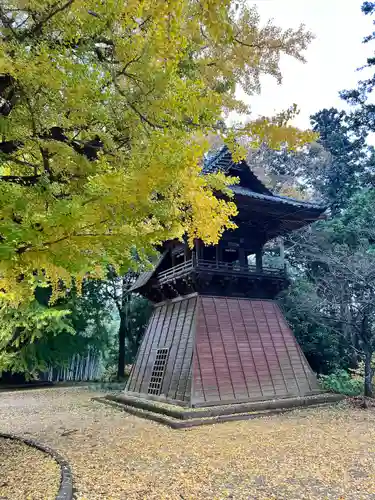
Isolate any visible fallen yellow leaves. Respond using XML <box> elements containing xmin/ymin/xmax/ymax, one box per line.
<box><xmin>1</xmin><ymin>388</ymin><xmax>375</xmax><ymax>499</ymax></box>
<box><xmin>0</xmin><ymin>436</ymin><xmax>59</xmax><ymax>500</ymax></box>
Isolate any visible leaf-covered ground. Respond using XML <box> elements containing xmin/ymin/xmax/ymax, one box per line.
<box><xmin>0</xmin><ymin>436</ymin><xmax>59</xmax><ymax>500</ymax></box>
<box><xmin>1</xmin><ymin>388</ymin><xmax>375</xmax><ymax>499</ymax></box>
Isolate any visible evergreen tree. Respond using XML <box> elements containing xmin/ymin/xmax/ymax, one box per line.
<box><xmin>341</xmin><ymin>2</ymin><xmax>375</xmax><ymax>135</ymax></box>
<box><xmin>310</xmin><ymin>108</ymin><xmax>367</xmax><ymax>213</ymax></box>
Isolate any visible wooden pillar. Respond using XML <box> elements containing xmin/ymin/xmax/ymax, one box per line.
<box><xmin>215</xmin><ymin>245</ymin><xmax>220</xmax><ymax>267</ymax></box>
<box><xmin>255</xmin><ymin>247</ymin><xmax>263</xmax><ymax>273</ymax></box>
<box><xmin>183</xmin><ymin>237</ymin><xmax>189</xmax><ymax>262</ymax></box>
<box><xmin>279</xmin><ymin>237</ymin><xmax>285</xmax><ymax>269</ymax></box>
<box><xmin>239</xmin><ymin>248</ymin><xmax>246</xmax><ymax>268</ymax></box>
<box><xmin>194</xmin><ymin>239</ymin><xmax>200</xmax><ymax>264</ymax></box>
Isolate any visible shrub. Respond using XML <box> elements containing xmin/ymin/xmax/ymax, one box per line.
<box><xmin>101</xmin><ymin>363</ymin><xmax>132</xmax><ymax>383</ymax></box>
<box><xmin>89</xmin><ymin>381</ymin><xmax>127</xmax><ymax>392</ymax></box>
<box><xmin>319</xmin><ymin>370</ymin><xmax>363</xmax><ymax>396</ymax></box>
<box><xmin>101</xmin><ymin>365</ymin><xmax>118</xmax><ymax>383</ymax></box>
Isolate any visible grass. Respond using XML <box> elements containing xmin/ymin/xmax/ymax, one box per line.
<box><xmin>1</xmin><ymin>387</ymin><xmax>375</xmax><ymax>499</ymax></box>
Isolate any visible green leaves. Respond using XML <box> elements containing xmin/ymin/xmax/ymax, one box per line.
<box><xmin>319</xmin><ymin>370</ymin><xmax>363</xmax><ymax>396</ymax></box>
<box><xmin>0</xmin><ymin>0</ymin><xmax>314</xmax><ymax>301</ymax></box>
<box><xmin>0</xmin><ymin>297</ymin><xmax>72</xmax><ymax>374</ymax></box>
<box><xmin>0</xmin><ymin>279</ymin><xmax>116</xmax><ymax>376</ymax></box>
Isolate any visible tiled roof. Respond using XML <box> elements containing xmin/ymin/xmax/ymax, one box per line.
<box><xmin>202</xmin><ymin>146</ymin><xmax>235</xmax><ymax>174</ymax></box>
<box><xmin>204</xmin><ymin>146</ymin><xmax>325</xmax><ymax>211</ymax></box>
<box><xmin>231</xmin><ymin>185</ymin><xmax>325</xmax><ymax>211</ymax></box>
<box><xmin>129</xmin><ymin>270</ymin><xmax>155</xmax><ymax>293</ymax></box>
<box><xmin>129</xmin><ymin>252</ymin><xmax>168</xmax><ymax>293</ymax></box>
<box><xmin>129</xmin><ymin>148</ymin><xmax>326</xmax><ymax>295</ymax></box>
<box><xmin>203</xmin><ymin>145</ymin><xmax>273</xmax><ymax>196</ymax></box>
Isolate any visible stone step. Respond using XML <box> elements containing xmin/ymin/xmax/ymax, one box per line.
<box><xmin>103</xmin><ymin>392</ymin><xmax>343</xmax><ymax>419</ymax></box>
<box><xmin>93</xmin><ymin>393</ymin><xmax>343</xmax><ymax>429</ymax></box>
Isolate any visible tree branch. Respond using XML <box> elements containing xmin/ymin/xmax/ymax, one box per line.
<box><xmin>0</xmin><ymin>6</ymin><xmax>20</xmax><ymax>39</ymax></box>
<box><xmin>15</xmin><ymin>218</ymin><xmax>111</xmax><ymax>255</ymax></box>
<box><xmin>0</xmin><ymin>175</ymin><xmax>41</xmax><ymax>185</ymax></box>
<box><xmin>126</xmin><ymin>101</ymin><xmax>164</xmax><ymax>129</ymax></box>
<box><xmin>21</xmin><ymin>0</ymin><xmax>75</xmax><ymax>39</ymax></box>
<box><xmin>40</xmin><ymin>147</ymin><xmax>52</xmax><ymax>177</ymax></box>
<box><xmin>234</xmin><ymin>37</ymin><xmax>284</xmax><ymax>52</ymax></box>
<box><xmin>1</xmin><ymin>156</ymin><xmax>39</xmax><ymax>170</ymax></box>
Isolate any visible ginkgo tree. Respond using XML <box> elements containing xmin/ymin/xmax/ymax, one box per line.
<box><xmin>0</xmin><ymin>0</ymin><xmax>314</xmax><ymax>303</ymax></box>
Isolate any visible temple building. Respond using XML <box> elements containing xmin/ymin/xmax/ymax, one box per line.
<box><xmin>125</xmin><ymin>146</ymin><xmax>326</xmax><ymax>408</ymax></box>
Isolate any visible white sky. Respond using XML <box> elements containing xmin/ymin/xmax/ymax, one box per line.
<box><xmin>237</xmin><ymin>0</ymin><xmax>375</xmax><ymax>130</ymax></box>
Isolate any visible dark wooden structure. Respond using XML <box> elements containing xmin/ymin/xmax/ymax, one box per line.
<box><xmin>126</xmin><ymin>146</ymin><xmax>326</xmax><ymax>407</ymax></box>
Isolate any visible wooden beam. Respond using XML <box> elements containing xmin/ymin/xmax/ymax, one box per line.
<box><xmin>279</xmin><ymin>237</ymin><xmax>285</xmax><ymax>268</ymax></box>
<box><xmin>255</xmin><ymin>247</ymin><xmax>263</xmax><ymax>273</ymax></box>
<box><xmin>239</xmin><ymin>247</ymin><xmax>246</xmax><ymax>267</ymax></box>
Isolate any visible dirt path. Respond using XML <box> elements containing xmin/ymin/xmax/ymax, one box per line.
<box><xmin>1</xmin><ymin>387</ymin><xmax>375</xmax><ymax>499</ymax></box>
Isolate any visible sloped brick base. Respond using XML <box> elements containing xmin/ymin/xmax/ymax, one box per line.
<box><xmin>192</xmin><ymin>297</ymin><xmax>319</xmax><ymax>406</ymax></box>
<box><xmin>126</xmin><ymin>295</ymin><xmax>320</xmax><ymax>407</ymax></box>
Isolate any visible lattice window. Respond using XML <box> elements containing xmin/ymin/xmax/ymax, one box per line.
<box><xmin>148</xmin><ymin>348</ymin><xmax>169</xmax><ymax>395</ymax></box>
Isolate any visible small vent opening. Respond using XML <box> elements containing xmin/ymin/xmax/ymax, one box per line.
<box><xmin>148</xmin><ymin>348</ymin><xmax>169</xmax><ymax>395</ymax></box>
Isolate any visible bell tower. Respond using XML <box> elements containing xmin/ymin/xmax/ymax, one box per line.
<box><xmin>125</xmin><ymin>146</ymin><xmax>325</xmax><ymax>407</ymax></box>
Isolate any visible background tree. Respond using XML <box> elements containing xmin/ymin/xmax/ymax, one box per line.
<box><xmin>0</xmin><ymin>0</ymin><xmax>315</xmax><ymax>303</ymax></box>
<box><xmin>241</xmin><ymin>1</ymin><xmax>375</xmax><ymax>394</ymax></box>
<box><xmin>310</xmin><ymin>108</ymin><xmax>368</xmax><ymax>212</ymax></box>
<box><xmin>105</xmin><ymin>270</ymin><xmax>151</xmax><ymax>380</ymax></box>
<box><xmin>0</xmin><ymin>279</ymin><xmax>114</xmax><ymax>376</ymax></box>
<box><xmin>246</xmin><ymin>107</ymin><xmax>369</xmax><ymax>212</ymax></box>
<box><xmin>271</xmin><ymin>1</ymin><xmax>375</xmax><ymax>398</ymax></box>
<box><xmin>0</xmin><ymin>272</ymin><xmax>152</xmax><ymax>380</ymax></box>
<box><xmin>283</xmin><ymin>191</ymin><xmax>375</xmax><ymax>397</ymax></box>
<box><xmin>341</xmin><ymin>1</ymin><xmax>375</xmax><ymax>136</ymax></box>
<box><xmin>246</xmin><ymin>140</ymin><xmax>330</xmax><ymax>200</ymax></box>
<box><xmin>279</xmin><ymin>278</ymin><xmax>352</xmax><ymax>375</ymax></box>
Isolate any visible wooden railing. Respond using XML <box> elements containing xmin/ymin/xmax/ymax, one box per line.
<box><xmin>156</xmin><ymin>257</ymin><xmax>286</xmax><ymax>284</ymax></box>
<box><xmin>157</xmin><ymin>259</ymin><xmax>194</xmax><ymax>284</ymax></box>
<box><xmin>195</xmin><ymin>259</ymin><xmax>285</xmax><ymax>278</ymax></box>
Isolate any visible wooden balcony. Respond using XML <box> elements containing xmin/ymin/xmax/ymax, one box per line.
<box><xmin>156</xmin><ymin>257</ymin><xmax>286</xmax><ymax>285</ymax></box>
<box><xmin>157</xmin><ymin>260</ymin><xmax>195</xmax><ymax>284</ymax></box>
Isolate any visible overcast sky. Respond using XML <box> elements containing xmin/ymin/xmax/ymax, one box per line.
<box><xmin>237</xmin><ymin>0</ymin><xmax>374</xmax><ymax>130</ymax></box>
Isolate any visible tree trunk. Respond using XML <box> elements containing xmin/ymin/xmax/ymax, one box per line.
<box><xmin>112</xmin><ymin>274</ymin><xmax>136</xmax><ymax>381</ymax></box>
<box><xmin>340</xmin><ymin>287</ymin><xmax>357</xmax><ymax>366</ymax></box>
<box><xmin>364</xmin><ymin>348</ymin><xmax>373</xmax><ymax>398</ymax></box>
<box><xmin>117</xmin><ymin>312</ymin><xmax>127</xmax><ymax>380</ymax></box>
